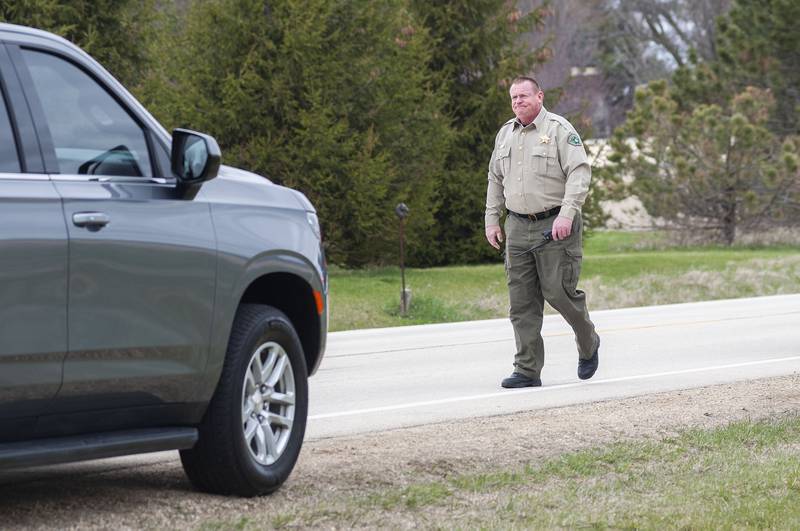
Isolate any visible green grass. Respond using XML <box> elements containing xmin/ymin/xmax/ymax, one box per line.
<box><xmin>329</xmin><ymin>231</ymin><xmax>800</xmax><ymax>331</ymax></box>
<box><xmin>581</xmin><ymin>246</ymin><xmax>798</xmax><ymax>281</ymax></box>
<box><xmin>220</xmin><ymin>416</ymin><xmax>800</xmax><ymax>529</ymax></box>
<box><xmin>366</xmin><ymin>482</ymin><xmax>453</xmax><ymax>511</ymax></box>
<box><xmin>582</xmin><ymin>229</ymin><xmax>662</xmax><ymax>254</ymax></box>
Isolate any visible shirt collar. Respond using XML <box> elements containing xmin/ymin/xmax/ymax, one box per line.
<box><xmin>514</xmin><ymin>106</ymin><xmax>548</xmax><ymax>130</ymax></box>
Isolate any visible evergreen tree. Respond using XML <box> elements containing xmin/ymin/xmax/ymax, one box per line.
<box><xmin>150</xmin><ymin>0</ymin><xmax>450</xmax><ymax>267</ymax></box>
<box><xmin>409</xmin><ymin>0</ymin><xmax>548</xmax><ymax>265</ymax></box>
<box><xmin>0</xmin><ymin>0</ymin><xmax>158</xmax><ymax>88</ymax></box>
<box><xmin>602</xmin><ymin>0</ymin><xmax>800</xmax><ymax>239</ymax></box>
<box><xmin>606</xmin><ymin>81</ymin><xmax>798</xmax><ymax>244</ymax></box>
<box><xmin>716</xmin><ymin>0</ymin><xmax>800</xmax><ymax>136</ymax></box>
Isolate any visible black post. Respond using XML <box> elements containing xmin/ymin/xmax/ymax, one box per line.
<box><xmin>400</xmin><ymin>219</ymin><xmax>406</xmax><ymax>308</ymax></box>
<box><xmin>395</xmin><ymin>203</ymin><xmax>410</xmax><ymax>315</ymax></box>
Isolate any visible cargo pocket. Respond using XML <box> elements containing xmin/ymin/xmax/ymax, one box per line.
<box><xmin>561</xmin><ymin>247</ymin><xmax>583</xmax><ymax>293</ymax></box>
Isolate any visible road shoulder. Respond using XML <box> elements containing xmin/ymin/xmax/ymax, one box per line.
<box><xmin>1</xmin><ymin>374</ymin><xmax>798</xmax><ymax>529</ymax></box>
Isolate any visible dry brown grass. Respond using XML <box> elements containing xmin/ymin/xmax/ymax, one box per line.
<box><xmin>578</xmin><ymin>255</ymin><xmax>800</xmax><ymax>312</ymax></box>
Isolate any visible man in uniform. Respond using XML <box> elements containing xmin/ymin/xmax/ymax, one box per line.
<box><xmin>485</xmin><ymin>76</ymin><xmax>600</xmax><ymax>388</ymax></box>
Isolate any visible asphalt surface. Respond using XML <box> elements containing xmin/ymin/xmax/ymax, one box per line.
<box><xmin>2</xmin><ymin>294</ymin><xmax>799</xmax><ymax>485</ymax></box>
<box><xmin>309</xmin><ymin>294</ymin><xmax>800</xmax><ymax>438</ymax></box>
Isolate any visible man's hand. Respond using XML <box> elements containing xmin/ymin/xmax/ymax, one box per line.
<box><xmin>551</xmin><ymin>216</ymin><xmax>573</xmax><ymax>241</ymax></box>
<box><xmin>485</xmin><ymin>225</ymin><xmax>504</xmax><ymax>250</ymax></box>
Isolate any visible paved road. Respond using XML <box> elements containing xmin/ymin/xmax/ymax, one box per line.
<box><xmin>3</xmin><ymin>295</ymin><xmax>798</xmax><ymax>485</ymax></box>
<box><xmin>309</xmin><ymin>294</ymin><xmax>800</xmax><ymax>438</ymax></box>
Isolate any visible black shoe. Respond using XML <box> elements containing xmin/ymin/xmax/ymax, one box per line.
<box><xmin>501</xmin><ymin>372</ymin><xmax>542</xmax><ymax>388</ymax></box>
<box><xmin>578</xmin><ymin>339</ymin><xmax>600</xmax><ymax>380</ymax></box>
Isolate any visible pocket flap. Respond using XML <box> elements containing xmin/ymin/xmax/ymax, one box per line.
<box><xmin>496</xmin><ymin>144</ymin><xmax>512</xmax><ymax>159</ymax></box>
<box><xmin>531</xmin><ymin>145</ymin><xmax>556</xmax><ymax>158</ymax></box>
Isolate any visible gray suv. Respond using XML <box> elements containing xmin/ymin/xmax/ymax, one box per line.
<box><xmin>0</xmin><ymin>23</ymin><xmax>327</xmax><ymax>496</ymax></box>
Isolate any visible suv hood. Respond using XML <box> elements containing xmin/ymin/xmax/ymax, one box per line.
<box><xmin>205</xmin><ymin>165</ymin><xmax>315</xmax><ymax>213</ymax></box>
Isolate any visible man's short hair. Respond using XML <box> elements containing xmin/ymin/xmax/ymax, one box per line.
<box><xmin>511</xmin><ymin>76</ymin><xmax>541</xmax><ymax>92</ymax></box>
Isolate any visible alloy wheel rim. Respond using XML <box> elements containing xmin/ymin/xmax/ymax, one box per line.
<box><xmin>241</xmin><ymin>341</ymin><xmax>296</xmax><ymax>465</ymax></box>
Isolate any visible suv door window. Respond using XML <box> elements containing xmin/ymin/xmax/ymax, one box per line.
<box><xmin>0</xmin><ymin>85</ymin><xmax>20</xmax><ymax>173</ymax></box>
<box><xmin>20</xmin><ymin>49</ymin><xmax>152</xmax><ymax>177</ymax></box>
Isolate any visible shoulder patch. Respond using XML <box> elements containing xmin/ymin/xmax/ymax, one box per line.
<box><xmin>567</xmin><ymin>133</ymin><xmax>582</xmax><ymax>146</ymax></box>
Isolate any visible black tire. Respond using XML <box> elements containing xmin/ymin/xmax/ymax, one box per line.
<box><xmin>180</xmin><ymin>304</ymin><xmax>308</xmax><ymax>496</ymax></box>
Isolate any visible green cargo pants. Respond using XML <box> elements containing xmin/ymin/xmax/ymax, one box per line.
<box><xmin>504</xmin><ymin>212</ymin><xmax>599</xmax><ymax>379</ymax></box>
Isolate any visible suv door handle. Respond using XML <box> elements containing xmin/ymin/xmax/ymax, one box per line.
<box><xmin>72</xmin><ymin>212</ymin><xmax>110</xmax><ymax>229</ymax></box>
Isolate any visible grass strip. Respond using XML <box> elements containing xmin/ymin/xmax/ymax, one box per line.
<box><xmin>329</xmin><ymin>232</ymin><xmax>800</xmax><ymax>331</ymax></box>
<box><xmin>244</xmin><ymin>415</ymin><xmax>800</xmax><ymax>529</ymax></box>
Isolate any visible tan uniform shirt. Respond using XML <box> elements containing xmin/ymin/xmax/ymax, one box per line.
<box><xmin>485</xmin><ymin>107</ymin><xmax>591</xmax><ymax>226</ymax></box>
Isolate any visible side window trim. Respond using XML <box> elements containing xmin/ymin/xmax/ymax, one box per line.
<box><xmin>0</xmin><ymin>43</ymin><xmax>43</xmax><ymax>173</ymax></box>
<box><xmin>145</xmin><ymin>128</ymin><xmax>175</xmax><ymax>180</ymax></box>
<box><xmin>7</xmin><ymin>43</ymin><xmax>163</xmax><ymax>180</ymax></box>
<box><xmin>5</xmin><ymin>44</ymin><xmax>58</xmax><ymax>174</ymax></box>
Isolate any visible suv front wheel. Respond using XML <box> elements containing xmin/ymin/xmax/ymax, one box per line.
<box><xmin>180</xmin><ymin>304</ymin><xmax>309</xmax><ymax>496</ymax></box>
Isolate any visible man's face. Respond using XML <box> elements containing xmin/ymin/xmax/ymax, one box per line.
<box><xmin>510</xmin><ymin>81</ymin><xmax>543</xmax><ymax>125</ymax></box>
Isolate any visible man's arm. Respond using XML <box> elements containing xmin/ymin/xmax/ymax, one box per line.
<box><xmin>557</xmin><ymin>125</ymin><xmax>591</xmax><ymax>220</ymax></box>
<box><xmin>552</xmin><ymin>125</ymin><xmax>592</xmax><ymax>240</ymax></box>
<box><xmin>485</xmin><ymin>138</ymin><xmax>506</xmax><ymax>249</ymax></box>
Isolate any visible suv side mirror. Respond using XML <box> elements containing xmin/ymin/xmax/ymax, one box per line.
<box><xmin>171</xmin><ymin>129</ymin><xmax>221</xmax><ymax>186</ymax></box>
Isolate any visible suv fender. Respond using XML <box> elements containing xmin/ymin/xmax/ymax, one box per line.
<box><xmin>197</xmin><ymin>251</ymin><xmax>326</xmax><ymax>405</ymax></box>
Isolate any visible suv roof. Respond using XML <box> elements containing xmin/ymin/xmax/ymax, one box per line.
<box><xmin>0</xmin><ymin>22</ymin><xmax>73</xmax><ymax>45</ymax></box>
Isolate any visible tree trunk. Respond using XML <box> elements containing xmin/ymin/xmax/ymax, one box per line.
<box><xmin>722</xmin><ymin>193</ymin><xmax>737</xmax><ymax>245</ymax></box>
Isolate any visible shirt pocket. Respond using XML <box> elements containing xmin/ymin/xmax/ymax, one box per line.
<box><xmin>531</xmin><ymin>145</ymin><xmax>557</xmax><ymax>175</ymax></box>
<box><xmin>531</xmin><ymin>145</ymin><xmax>560</xmax><ymax>194</ymax></box>
<box><xmin>496</xmin><ymin>144</ymin><xmax>512</xmax><ymax>180</ymax></box>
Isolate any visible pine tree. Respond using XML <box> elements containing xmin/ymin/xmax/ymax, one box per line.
<box><xmin>150</xmin><ymin>0</ymin><xmax>450</xmax><ymax>267</ymax></box>
<box><xmin>408</xmin><ymin>0</ymin><xmax>548</xmax><ymax>265</ymax></box>
<box><xmin>603</xmin><ymin>0</ymin><xmax>800</xmax><ymax>240</ymax></box>
<box><xmin>606</xmin><ymin>81</ymin><xmax>798</xmax><ymax>244</ymax></box>
<box><xmin>716</xmin><ymin>0</ymin><xmax>800</xmax><ymax>136</ymax></box>
<box><xmin>0</xmin><ymin>0</ymin><xmax>158</xmax><ymax>88</ymax></box>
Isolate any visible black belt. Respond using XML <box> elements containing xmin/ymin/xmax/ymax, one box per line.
<box><xmin>508</xmin><ymin>206</ymin><xmax>561</xmax><ymax>221</ymax></box>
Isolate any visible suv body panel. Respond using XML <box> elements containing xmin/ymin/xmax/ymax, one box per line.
<box><xmin>0</xmin><ymin>23</ymin><xmax>327</xmax><ymax>457</ymax></box>
<box><xmin>0</xmin><ymin>179</ymin><xmax>68</xmax><ymax>441</ymax></box>
<box><xmin>53</xmin><ymin>179</ymin><xmax>217</xmax><ymax>411</ymax></box>
<box><xmin>198</xmin><ymin>170</ymin><xmax>328</xmax><ymax>400</ymax></box>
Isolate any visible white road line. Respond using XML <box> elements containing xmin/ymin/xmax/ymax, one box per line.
<box><xmin>309</xmin><ymin>354</ymin><xmax>800</xmax><ymax>420</ymax></box>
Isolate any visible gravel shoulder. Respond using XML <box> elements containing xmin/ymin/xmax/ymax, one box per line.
<box><xmin>2</xmin><ymin>374</ymin><xmax>799</xmax><ymax>529</ymax></box>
